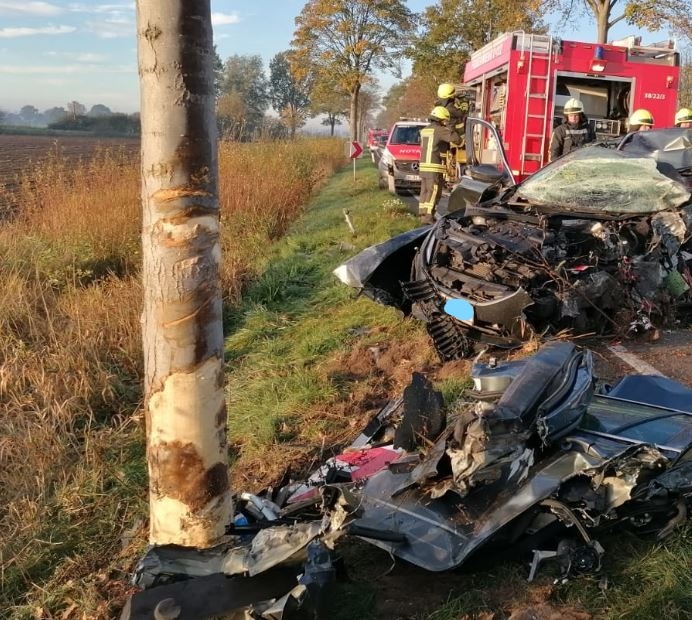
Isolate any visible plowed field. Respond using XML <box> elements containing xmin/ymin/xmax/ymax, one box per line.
<box><xmin>0</xmin><ymin>133</ymin><xmax>138</xmax><ymax>201</ymax></box>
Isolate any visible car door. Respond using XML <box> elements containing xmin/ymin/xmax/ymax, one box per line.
<box><xmin>448</xmin><ymin>118</ymin><xmax>516</xmax><ymax>213</ymax></box>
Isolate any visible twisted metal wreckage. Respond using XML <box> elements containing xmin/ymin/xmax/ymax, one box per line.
<box><xmin>122</xmin><ymin>127</ymin><xmax>692</xmax><ymax>618</ymax></box>
<box><xmin>123</xmin><ymin>342</ymin><xmax>692</xmax><ymax>619</ymax></box>
<box><xmin>335</xmin><ymin>126</ymin><xmax>692</xmax><ymax>360</ymax></box>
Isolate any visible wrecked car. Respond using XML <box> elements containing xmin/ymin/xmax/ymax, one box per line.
<box><xmin>335</xmin><ymin>121</ymin><xmax>692</xmax><ymax>360</ymax></box>
<box><xmin>344</xmin><ymin>342</ymin><xmax>691</xmax><ymax>579</ymax></box>
<box><xmin>124</xmin><ymin>343</ymin><xmax>691</xmax><ymax>618</ymax></box>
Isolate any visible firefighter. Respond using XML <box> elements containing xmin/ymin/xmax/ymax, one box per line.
<box><xmin>436</xmin><ymin>83</ymin><xmax>468</xmax><ymax>133</ymax></box>
<box><xmin>548</xmin><ymin>98</ymin><xmax>596</xmax><ymax>161</ymax></box>
<box><xmin>628</xmin><ymin>108</ymin><xmax>654</xmax><ymax>132</ymax></box>
<box><xmin>418</xmin><ymin>106</ymin><xmax>461</xmax><ymax>224</ymax></box>
<box><xmin>674</xmin><ymin>107</ymin><xmax>692</xmax><ymax>128</ymax></box>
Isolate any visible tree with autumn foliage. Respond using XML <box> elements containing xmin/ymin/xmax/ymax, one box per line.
<box><xmin>291</xmin><ymin>0</ymin><xmax>415</xmax><ymax>142</ymax></box>
<box><xmin>375</xmin><ymin>0</ymin><xmax>546</xmax><ymax>129</ymax></box>
<box><xmin>217</xmin><ymin>54</ymin><xmax>269</xmax><ymax>138</ymax></box>
<box><xmin>549</xmin><ymin>0</ymin><xmax>692</xmax><ymax>44</ymax></box>
<box><xmin>357</xmin><ymin>85</ymin><xmax>381</xmax><ymax>138</ymax></box>
<box><xmin>680</xmin><ymin>49</ymin><xmax>692</xmax><ymax>109</ymax></box>
<box><xmin>377</xmin><ymin>74</ymin><xmax>436</xmax><ymax>127</ymax></box>
<box><xmin>409</xmin><ymin>0</ymin><xmax>547</xmax><ymax>84</ymax></box>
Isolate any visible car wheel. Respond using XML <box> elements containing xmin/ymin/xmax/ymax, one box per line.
<box><xmin>378</xmin><ymin>175</ymin><xmax>387</xmax><ymax>190</ymax></box>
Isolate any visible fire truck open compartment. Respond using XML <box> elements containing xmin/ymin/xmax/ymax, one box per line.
<box><xmin>463</xmin><ymin>32</ymin><xmax>680</xmax><ymax>179</ymax></box>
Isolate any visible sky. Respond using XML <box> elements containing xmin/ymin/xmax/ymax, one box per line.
<box><xmin>0</xmin><ymin>0</ymin><xmax>675</xmax><ymax>115</ymax></box>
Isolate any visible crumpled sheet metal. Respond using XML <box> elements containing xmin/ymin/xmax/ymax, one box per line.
<box><xmin>447</xmin><ymin>408</ymin><xmax>533</xmax><ymax>496</ymax></box>
<box><xmin>352</xmin><ymin>449</ymin><xmax>605</xmax><ymax>572</ymax></box>
<box><xmin>620</xmin><ymin>127</ymin><xmax>692</xmax><ymax>171</ymax></box>
<box><xmin>332</xmin><ymin>226</ymin><xmax>429</xmax><ymax>288</ymax></box>
<box><xmin>345</xmin><ymin>347</ymin><xmax>691</xmax><ymax>574</ymax></box>
<box><xmin>222</xmin><ymin>520</ymin><xmax>325</xmax><ymax>577</ymax></box>
<box><xmin>132</xmin><ymin>508</ymin><xmax>347</xmax><ymax>588</ymax></box>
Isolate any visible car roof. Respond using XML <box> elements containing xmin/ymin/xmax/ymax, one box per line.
<box><xmin>392</xmin><ymin>121</ymin><xmax>427</xmax><ymax>127</ymax></box>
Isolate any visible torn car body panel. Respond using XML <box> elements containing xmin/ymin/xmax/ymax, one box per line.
<box><xmin>343</xmin><ymin>343</ymin><xmax>691</xmax><ymax>573</ymax></box>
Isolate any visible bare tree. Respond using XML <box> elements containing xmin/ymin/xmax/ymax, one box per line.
<box><xmin>136</xmin><ymin>0</ymin><xmax>231</xmax><ymax>547</ymax></box>
<box><xmin>66</xmin><ymin>100</ymin><xmax>86</xmax><ymax>120</ymax></box>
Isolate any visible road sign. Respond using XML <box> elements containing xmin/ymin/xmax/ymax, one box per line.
<box><xmin>349</xmin><ymin>141</ymin><xmax>363</xmax><ymax>159</ymax></box>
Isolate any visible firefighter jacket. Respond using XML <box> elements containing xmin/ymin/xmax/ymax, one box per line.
<box><xmin>435</xmin><ymin>97</ymin><xmax>467</xmax><ymax>133</ymax></box>
<box><xmin>419</xmin><ymin>120</ymin><xmax>462</xmax><ymax>174</ymax></box>
<box><xmin>549</xmin><ymin>116</ymin><xmax>596</xmax><ymax>161</ymax></box>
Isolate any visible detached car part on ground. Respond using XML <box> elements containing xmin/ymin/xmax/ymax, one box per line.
<box><xmin>123</xmin><ymin>343</ymin><xmax>692</xmax><ymax>619</ymax></box>
<box><xmin>338</xmin><ymin>123</ymin><xmax>692</xmax><ymax>360</ymax></box>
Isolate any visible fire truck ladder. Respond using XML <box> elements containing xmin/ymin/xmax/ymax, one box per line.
<box><xmin>519</xmin><ymin>32</ymin><xmax>554</xmax><ymax>175</ymax></box>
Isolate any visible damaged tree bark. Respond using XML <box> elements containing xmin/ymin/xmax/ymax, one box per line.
<box><xmin>137</xmin><ymin>0</ymin><xmax>231</xmax><ymax>546</ymax></box>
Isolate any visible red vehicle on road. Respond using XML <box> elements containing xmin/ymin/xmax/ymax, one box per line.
<box><xmin>463</xmin><ymin>32</ymin><xmax>681</xmax><ymax>180</ymax></box>
<box><xmin>377</xmin><ymin>120</ymin><xmax>427</xmax><ymax>194</ymax></box>
<box><xmin>367</xmin><ymin>128</ymin><xmax>389</xmax><ymax>150</ymax></box>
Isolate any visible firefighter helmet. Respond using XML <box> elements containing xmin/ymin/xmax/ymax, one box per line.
<box><xmin>563</xmin><ymin>98</ymin><xmax>584</xmax><ymax>114</ymax></box>
<box><xmin>629</xmin><ymin>109</ymin><xmax>654</xmax><ymax>127</ymax></box>
<box><xmin>437</xmin><ymin>83</ymin><xmax>456</xmax><ymax>99</ymax></box>
<box><xmin>675</xmin><ymin>107</ymin><xmax>692</xmax><ymax>126</ymax></box>
<box><xmin>430</xmin><ymin>106</ymin><xmax>451</xmax><ymax>122</ymax></box>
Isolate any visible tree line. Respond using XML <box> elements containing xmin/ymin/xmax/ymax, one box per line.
<box><xmin>3</xmin><ymin>0</ymin><xmax>690</xmax><ymax>142</ymax></box>
<box><xmin>285</xmin><ymin>0</ymin><xmax>691</xmax><ymax>142</ymax></box>
<box><xmin>0</xmin><ymin>102</ymin><xmax>140</xmax><ymax>136</ymax></box>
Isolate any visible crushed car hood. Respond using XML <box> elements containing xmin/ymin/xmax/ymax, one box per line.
<box><xmin>335</xmin><ymin>133</ymin><xmax>692</xmax><ymax>360</ymax></box>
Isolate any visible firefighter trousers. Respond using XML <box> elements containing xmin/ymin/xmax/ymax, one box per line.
<box><xmin>418</xmin><ymin>172</ymin><xmax>443</xmax><ymax>216</ymax></box>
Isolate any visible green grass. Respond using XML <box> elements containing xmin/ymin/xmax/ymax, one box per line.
<box><xmin>225</xmin><ymin>160</ymin><xmax>427</xmax><ymax>468</ymax></box>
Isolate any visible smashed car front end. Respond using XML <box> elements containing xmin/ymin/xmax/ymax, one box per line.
<box><xmin>344</xmin><ymin>343</ymin><xmax>692</xmax><ymax>577</ymax></box>
<box><xmin>339</xmin><ymin>142</ymin><xmax>692</xmax><ymax>360</ymax></box>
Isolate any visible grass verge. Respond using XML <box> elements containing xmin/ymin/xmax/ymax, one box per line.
<box><xmin>0</xmin><ymin>137</ymin><xmax>345</xmax><ymax>618</ymax></box>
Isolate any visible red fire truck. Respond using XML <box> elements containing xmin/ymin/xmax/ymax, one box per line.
<box><xmin>463</xmin><ymin>31</ymin><xmax>681</xmax><ymax>179</ymax></box>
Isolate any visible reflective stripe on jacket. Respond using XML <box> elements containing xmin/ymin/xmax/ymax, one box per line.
<box><xmin>419</xmin><ymin>121</ymin><xmax>461</xmax><ymax>173</ymax></box>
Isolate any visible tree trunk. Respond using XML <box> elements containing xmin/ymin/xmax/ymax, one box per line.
<box><xmin>136</xmin><ymin>0</ymin><xmax>231</xmax><ymax>547</ymax></box>
<box><xmin>349</xmin><ymin>85</ymin><xmax>361</xmax><ymax>142</ymax></box>
<box><xmin>289</xmin><ymin>106</ymin><xmax>297</xmax><ymax>139</ymax></box>
<box><xmin>596</xmin><ymin>4</ymin><xmax>609</xmax><ymax>44</ymax></box>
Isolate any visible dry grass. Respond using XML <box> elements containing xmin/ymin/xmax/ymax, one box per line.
<box><xmin>0</xmin><ymin>137</ymin><xmax>345</xmax><ymax>617</ymax></box>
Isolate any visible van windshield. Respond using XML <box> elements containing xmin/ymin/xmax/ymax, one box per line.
<box><xmin>390</xmin><ymin>125</ymin><xmax>424</xmax><ymax>146</ymax></box>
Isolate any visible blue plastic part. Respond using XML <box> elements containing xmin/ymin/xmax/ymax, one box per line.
<box><xmin>444</xmin><ymin>298</ymin><xmax>475</xmax><ymax>322</ymax></box>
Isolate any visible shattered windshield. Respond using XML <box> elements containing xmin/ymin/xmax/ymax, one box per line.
<box><xmin>517</xmin><ymin>147</ymin><xmax>690</xmax><ymax>214</ymax></box>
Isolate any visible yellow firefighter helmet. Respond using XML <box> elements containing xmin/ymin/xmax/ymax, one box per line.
<box><xmin>437</xmin><ymin>83</ymin><xmax>456</xmax><ymax>99</ymax></box>
<box><xmin>629</xmin><ymin>109</ymin><xmax>654</xmax><ymax>127</ymax></box>
<box><xmin>430</xmin><ymin>106</ymin><xmax>451</xmax><ymax>122</ymax></box>
<box><xmin>674</xmin><ymin>107</ymin><xmax>692</xmax><ymax>126</ymax></box>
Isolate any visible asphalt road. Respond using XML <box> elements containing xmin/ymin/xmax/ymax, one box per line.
<box><xmin>588</xmin><ymin>329</ymin><xmax>692</xmax><ymax>386</ymax></box>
